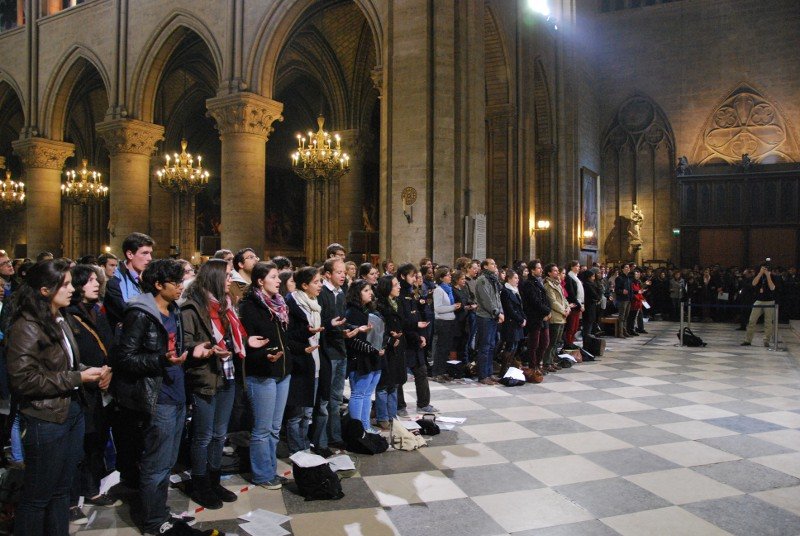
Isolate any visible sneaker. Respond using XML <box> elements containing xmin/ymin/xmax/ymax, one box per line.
<box><xmin>258</xmin><ymin>478</ymin><xmax>283</xmax><ymax>490</ymax></box>
<box><xmin>740</xmin><ymin>341</ymin><xmax>751</xmax><ymax>346</ymax></box>
<box><xmin>147</xmin><ymin>521</ymin><xmax>217</xmax><ymax>536</ymax></box>
<box><xmin>169</xmin><ymin>512</ymin><xmax>196</xmax><ymax>526</ymax></box>
<box><xmin>311</xmin><ymin>446</ymin><xmax>335</xmax><ymax>458</ymax></box>
<box><xmin>85</xmin><ymin>493</ymin><xmax>122</xmax><ymax>507</ymax></box>
<box><xmin>417</xmin><ymin>405</ymin><xmax>440</xmax><ymax>413</ymax></box>
<box><xmin>365</xmin><ymin>426</ymin><xmax>382</xmax><ymax>434</ymax></box>
<box><xmin>377</xmin><ymin>420</ymin><xmax>391</xmax><ymax>431</ymax></box>
<box><xmin>278</xmin><ymin>475</ymin><xmax>290</xmax><ymax>485</ymax></box>
<box><xmin>478</xmin><ymin>378</ymin><xmax>495</xmax><ymax>386</ymax></box>
<box><xmin>69</xmin><ymin>507</ymin><xmax>88</xmax><ymax>525</ymax></box>
<box><xmin>396</xmin><ymin>408</ymin><xmax>409</xmax><ymax>417</ymax></box>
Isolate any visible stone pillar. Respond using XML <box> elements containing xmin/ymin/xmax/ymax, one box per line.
<box><xmin>206</xmin><ymin>93</ymin><xmax>283</xmax><ymax>255</ymax></box>
<box><xmin>12</xmin><ymin>137</ymin><xmax>74</xmax><ymax>256</ymax></box>
<box><xmin>96</xmin><ymin>119</ymin><xmax>165</xmax><ymax>252</ymax></box>
<box><xmin>336</xmin><ymin>130</ymin><xmax>370</xmax><ymax>248</ymax></box>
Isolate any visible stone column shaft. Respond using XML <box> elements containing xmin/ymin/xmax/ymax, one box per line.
<box><xmin>336</xmin><ymin>130</ymin><xmax>369</xmax><ymax>250</ymax></box>
<box><xmin>96</xmin><ymin>119</ymin><xmax>165</xmax><ymax>252</ymax></box>
<box><xmin>206</xmin><ymin>92</ymin><xmax>283</xmax><ymax>255</ymax></box>
<box><xmin>12</xmin><ymin>137</ymin><xmax>75</xmax><ymax>256</ymax></box>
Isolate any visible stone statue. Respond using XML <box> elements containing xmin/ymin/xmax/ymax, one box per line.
<box><xmin>676</xmin><ymin>155</ymin><xmax>691</xmax><ymax>176</ymax></box>
<box><xmin>628</xmin><ymin>204</ymin><xmax>644</xmax><ymax>244</ymax></box>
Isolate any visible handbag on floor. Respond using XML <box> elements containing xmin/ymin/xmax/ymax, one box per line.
<box><xmin>343</xmin><ymin>416</ymin><xmax>389</xmax><ymax>455</ymax></box>
<box><xmin>415</xmin><ymin>413</ymin><xmax>441</xmax><ymax>435</ymax></box>
<box><xmin>390</xmin><ymin>419</ymin><xmax>427</xmax><ymax>451</ymax></box>
<box><xmin>292</xmin><ymin>462</ymin><xmax>344</xmax><ymax>501</ymax></box>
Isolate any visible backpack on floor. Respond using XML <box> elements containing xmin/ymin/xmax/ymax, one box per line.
<box><xmin>292</xmin><ymin>462</ymin><xmax>344</xmax><ymax>501</ymax></box>
<box><xmin>415</xmin><ymin>413</ymin><xmax>441</xmax><ymax>436</ymax></box>
<box><xmin>390</xmin><ymin>419</ymin><xmax>427</xmax><ymax>451</ymax></box>
<box><xmin>678</xmin><ymin>327</ymin><xmax>706</xmax><ymax>347</ymax></box>
<box><xmin>342</xmin><ymin>416</ymin><xmax>389</xmax><ymax>455</ymax></box>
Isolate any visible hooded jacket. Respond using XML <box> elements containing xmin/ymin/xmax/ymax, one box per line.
<box><xmin>105</xmin><ymin>264</ymin><xmax>143</xmax><ymax>328</ymax></box>
<box><xmin>110</xmin><ymin>292</ymin><xmax>184</xmax><ymax>415</ymax></box>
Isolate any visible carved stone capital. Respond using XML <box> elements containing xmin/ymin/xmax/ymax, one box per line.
<box><xmin>96</xmin><ymin>119</ymin><xmax>165</xmax><ymax>156</ymax></box>
<box><xmin>206</xmin><ymin>93</ymin><xmax>284</xmax><ymax>140</ymax></box>
<box><xmin>12</xmin><ymin>137</ymin><xmax>75</xmax><ymax>170</ymax></box>
<box><xmin>370</xmin><ymin>65</ymin><xmax>383</xmax><ymax>96</ymax></box>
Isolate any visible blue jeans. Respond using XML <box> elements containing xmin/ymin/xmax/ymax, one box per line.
<box><xmin>311</xmin><ymin>391</ymin><xmax>329</xmax><ymax>449</ymax></box>
<box><xmin>140</xmin><ymin>403</ymin><xmax>185</xmax><ymax>534</ymax></box>
<box><xmin>327</xmin><ymin>359</ymin><xmax>347</xmax><ymax>444</ymax></box>
<box><xmin>11</xmin><ymin>412</ymin><xmax>23</xmax><ymax>462</ymax></box>
<box><xmin>190</xmin><ymin>379</ymin><xmax>235</xmax><ymax>476</ymax></box>
<box><xmin>286</xmin><ymin>378</ymin><xmax>317</xmax><ymax>454</ymax></box>
<box><xmin>246</xmin><ymin>375</ymin><xmax>290</xmax><ymax>484</ymax></box>
<box><xmin>476</xmin><ymin>316</ymin><xmax>499</xmax><ymax>379</ymax></box>
<box><xmin>348</xmin><ymin>370</ymin><xmax>381</xmax><ymax>430</ymax></box>
<box><xmin>375</xmin><ymin>387</ymin><xmax>397</xmax><ymax>422</ymax></box>
<box><xmin>465</xmin><ymin>311</ymin><xmax>477</xmax><ymax>358</ymax></box>
<box><xmin>16</xmin><ymin>401</ymin><xmax>84</xmax><ymax>536</ymax></box>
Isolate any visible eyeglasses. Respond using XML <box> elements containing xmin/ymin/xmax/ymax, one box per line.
<box><xmin>244</xmin><ymin>254</ymin><xmax>259</xmax><ymax>262</ymax></box>
<box><xmin>165</xmin><ymin>280</ymin><xmax>184</xmax><ymax>287</ymax></box>
<box><xmin>0</xmin><ymin>260</ymin><xmax>11</xmax><ymax>267</ymax></box>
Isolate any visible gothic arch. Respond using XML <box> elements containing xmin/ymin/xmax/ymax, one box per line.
<box><xmin>690</xmin><ymin>82</ymin><xmax>800</xmax><ymax>165</ymax></box>
<box><xmin>601</xmin><ymin>94</ymin><xmax>676</xmax><ymax>261</ymax></box>
<box><xmin>40</xmin><ymin>45</ymin><xmax>111</xmax><ymax>140</ymax></box>
<box><xmin>0</xmin><ymin>69</ymin><xmax>25</xmax><ymax>125</ymax></box>
<box><xmin>129</xmin><ymin>11</ymin><xmax>223</xmax><ymax>123</ymax></box>
<box><xmin>247</xmin><ymin>0</ymin><xmax>382</xmax><ymax>98</ymax></box>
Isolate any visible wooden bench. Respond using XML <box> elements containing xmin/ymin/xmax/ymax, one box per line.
<box><xmin>600</xmin><ymin>315</ymin><xmax>623</xmax><ymax>338</ymax></box>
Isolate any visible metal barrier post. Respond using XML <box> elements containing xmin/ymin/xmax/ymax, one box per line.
<box><xmin>679</xmin><ymin>300</ymin><xmax>684</xmax><ymax>346</ymax></box>
<box><xmin>687</xmin><ymin>299</ymin><xmax>692</xmax><ymax>329</ymax></box>
<box><xmin>773</xmin><ymin>303</ymin><xmax>780</xmax><ymax>351</ymax></box>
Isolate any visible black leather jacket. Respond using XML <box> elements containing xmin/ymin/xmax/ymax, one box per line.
<box><xmin>109</xmin><ymin>293</ymin><xmax>184</xmax><ymax>415</ymax></box>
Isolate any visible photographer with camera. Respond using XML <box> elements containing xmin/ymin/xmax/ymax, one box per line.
<box><xmin>741</xmin><ymin>259</ymin><xmax>779</xmax><ymax>347</ymax></box>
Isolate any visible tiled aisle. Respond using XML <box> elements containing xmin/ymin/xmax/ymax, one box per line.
<box><xmin>78</xmin><ymin>322</ymin><xmax>800</xmax><ymax>536</ymax></box>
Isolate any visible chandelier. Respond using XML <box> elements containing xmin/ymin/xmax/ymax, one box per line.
<box><xmin>62</xmin><ymin>159</ymin><xmax>108</xmax><ymax>205</ymax></box>
<box><xmin>156</xmin><ymin>138</ymin><xmax>210</xmax><ymax>194</ymax></box>
<box><xmin>0</xmin><ymin>158</ymin><xmax>25</xmax><ymax>211</ymax></box>
<box><xmin>290</xmin><ymin>116</ymin><xmax>350</xmax><ymax>182</ymax></box>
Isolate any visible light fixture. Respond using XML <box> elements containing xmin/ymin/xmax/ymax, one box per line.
<box><xmin>528</xmin><ymin>0</ymin><xmax>550</xmax><ymax>17</ymax></box>
<box><xmin>290</xmin><ymin>115</ymin><xmax>350</xmax><ymax>183</ymax></box>
<box><xmin>156</xmin><ymin>138</ymin><xmax>210</xmax><ymax>194</ymax></box>
<box><xmin>533</xmin><ymin>219</ymin><xmax>551</xmax><ymax>232</ymax></box>
<box><xmin>103</xmin><ymin>245</ymin><xmax>111</xmax><ymax>253</ymax></box>
<box><xmin>62</xmin><ymin>159</ymin><xmax>108</xmax><ymax>205</ymax></box>
<box><xmin>672</xmin><ymin>228</ymin><xmax>681</xmax><ymax>236</ymax></box>
<box><xmin>582</xmin><ymin>229</ymin><xmax>595</xmax><ymax>239</ymax></box>
<box><xmin>0</xmin><ymin>157</ymin><xmax>25</xmax><ymax>211</ymax></box>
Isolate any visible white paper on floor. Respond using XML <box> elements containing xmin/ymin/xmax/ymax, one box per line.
<box><xmin>399</xmin><ymin>420</ymin><xmax>422</xmax><ymax>431</ymax></box>
<box><xmin>327</xmin><ymin>454</ymin><xmax>356</xmax><ymax>472</ymax></box>
<box><xmin>168</xmin><ymin>470</ymin><xmax>191</xmax><ymax>484</ymax></box>
<box><xmin>289</xmin><ymin>450</ymin><xmax>328</xmax><ymax>468</ymax></box>
<box><xmin>239</xmin><ymin>521</ymin><xmax>290</xmax><ymax>536</ymax></box>
<box><xmin>99</xmin><ymin>470</ymin><xmax>120</xmax><ymax>494</ymax></box>
<box><xmin>503</xmin><ymin>367</ymin><xmax>526</xmax><ymax>381</ymax></box>
<box><xmin>437</xmin><ymin>416</ymin><xmax>467</xmax><ymax>424</ymax></box>
<box><xmin>559</xmin><ymin>353</ymin><xmax>578</xmax><ymax>362</ymax></box>
<box><xmin>438</xmin><ymin>423</ymin><xmax>456</xmax><ymax>431</ymax></box>
<box><xmin>238</xmin><ymin>509</ymin><xmax>291</xmax><ymax>525</ymax></box>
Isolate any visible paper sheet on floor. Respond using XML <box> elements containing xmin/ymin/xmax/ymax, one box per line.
<box><xmin>399</xmin><ymin>420</ymin><xmax>421</xmax><ymax>431</ymax></box>
<box><xmin>238</xmin><ymin>509</ymin><xmax>291</xmax><ymax>525</ymax></box>
<box><xmin>503</xmin><ymin>367</ymin><xmax>526</xmax><ymax>381</ymax></box>
<box><xmin>99</xmin><ymin>470</ymin><xmax>120</xmax><ymax>495</ymax></box>
<box><xmin>239</xmin><ymin>521</ymin><xmax>290</xmax><ymax>536</ymax></box>
<box><xmin>289</xmin><ymin>450</ymin><xmax>328</xmax><ymax>468</ymax></box>
<box><xmin>168</xmin><ymin>471</ymin><xmax>191</xmax><ymax>484</ymax></box>
<box><xmin>327</xmin><ymin>454</ymin><xmax>356</xmax><ymax>472</ymax></box>
<box><xmin>437</xmin><ymin>416</ymin><xmax>466</xmax><ymax>424</ymax></box>
<box><xmin>559</xmin><ymin>353</ymin><xmax>578</xmax><ymax>362</ymax></box>
<box><xmin>438</xmin><ymin>423</ymin><xmax>456</xmax><ymax>431</ymax></box>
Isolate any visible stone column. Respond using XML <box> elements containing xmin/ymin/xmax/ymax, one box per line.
<box><xmin>336</xmin><ymin>130</ymin><xmax>371</xmax><ymax>249</ymax></box>
<box><xmin>96</xmin><ymin>119</ymin><xmax>165</xmax><ymax>252</ymax></box>
<box><xmin>12</xmin><ymin>137</ymin><xmax>74</xmax><ymax>256</ymax></box>
<box><xmin>206</xmin><ymin>93</ymin><xmax>283</xmax><ymax>255</ymax></box>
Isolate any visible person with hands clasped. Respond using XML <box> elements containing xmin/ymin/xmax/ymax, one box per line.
<box><xmin>110</xmin><ymin>259</ymin><xmax>219</xmax><ymax>536</ymax></box>
<box><xmin>181</xmin><ymin>259</ymin><xmax>249</xmax><ymax>509</ymax></box>
<box><xmin>6</xmin><ymin>260</ymin><xmax>107</xmax><ymax>536</ymax></box>
<box><xmin>374</xmin><ymin>275</ymin><xmax>406</xmax><ymax>430</ymax></box>
<box><xmin>284</xmin><ymin>267</ymin><xmax>325</xmax><ymax>454</ymax></box>
<box><xmin>239</xmin><ymin>262</ymin><xmax>292</xmax><ymax>490</ymax></box>
<box><xmin>344</xmin><ymin>279</ymin><xmax>384</xmax><ymax>432</ymax></box>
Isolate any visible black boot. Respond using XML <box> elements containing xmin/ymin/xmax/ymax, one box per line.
<box><xmin>209</xmin><ymin>470</ymin><xmax>238</xmax><ymax>503</ymax></box>
<box><xmin>190</xmin><ymin>474</ymin><xmax>223</xmax><ymax>509</ymax></box>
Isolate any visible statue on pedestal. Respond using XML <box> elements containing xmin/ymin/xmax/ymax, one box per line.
<box><xmin>628</xmin><ymin>203</ymin><xmax>644</xmax><ymax>263</ymax></box>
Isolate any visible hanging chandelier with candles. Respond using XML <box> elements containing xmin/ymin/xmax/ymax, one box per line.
<box><xmin>290</xmin><ymin>116</ymin><xmax>350</xmax><ymax>182</ymax></box>
<box><xmin>156</xmin><ymin>138</ymin><xmax>210</xmax><ymax>194</ymax></box>
<box><xmin>61</xmin><ymin>159</ymin><xmax>108</xmax><ymax>205</ymax></box>
<box><xmin>0</xmin><ymin>157</ymin><xmax>25</xmax><ymax>211</ymax></box>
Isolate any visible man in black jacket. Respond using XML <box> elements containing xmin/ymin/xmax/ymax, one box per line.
<box><xmin>111</xmin><ymin>259</ymin><xmax>217</xmax><ymax>536</ymax></box>
<box><xmin>105</xmin><ymin>232</ymin><xmax>153</xmax><ymax>330</ymax></box>
<box><xmin>520</xmin><ymin>260</ymin><xmax>551</xmax><ymax>372</ymax></box>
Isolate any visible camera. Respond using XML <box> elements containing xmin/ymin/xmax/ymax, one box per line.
<box><xmin>764</xmin><ymin>257</ymin><xmax>772</xmax><ymax>270</ymax></box>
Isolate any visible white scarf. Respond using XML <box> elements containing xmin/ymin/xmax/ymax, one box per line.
<box><xmin>504</xmin><ymin>282</ymin><xmax>520</xmax><ymax>296</ymax></box>
<box><xmin>292</xmin><ymin>290</ymin><xmax>322</xmax><ymax>377</ymax></box>
<box><xmin>568</xmin><ymin>271</ymin><xmax>584</xmax><ymax>304</ymax></box>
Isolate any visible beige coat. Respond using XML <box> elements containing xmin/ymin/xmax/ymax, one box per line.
<box><xmin>544</xmin><ymin>277</ymin><xmax>570</xmax><ymax>324</ymax></box>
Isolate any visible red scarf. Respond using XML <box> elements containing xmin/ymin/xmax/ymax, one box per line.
<box><xmin>208</xmin><ymin>295</ymin><xmax>247</xmax><ymax>359</ymax></box>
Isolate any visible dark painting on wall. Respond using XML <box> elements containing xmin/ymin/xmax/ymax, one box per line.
<box><xmin>581</xmin><ymin>167</ymin><xmax>599</xmax><ymax>251</ymax></box>
<box><xmin>265</xmin><ymin>168</ymin><xmax>306</xmax><ymax>250</ymax></box>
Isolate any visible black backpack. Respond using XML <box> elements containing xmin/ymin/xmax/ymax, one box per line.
<box><xmin>343</xmin><ymin>416</ymin><xmax>389</xmax><ymax>455</ymax></box>
<box><xmin>415</xmin><ymin>413</ymin><xmax>441</xmax><ymax>435</ymax></box>
<box><xmin>678</xmin><ymin>327</ymin><xmax>706</xmax><ymax>347</ymax></box>
<box><xmin>292</xmin><ymin>462</ymin><xmax>344</xmax><ymax>501</ymax></box>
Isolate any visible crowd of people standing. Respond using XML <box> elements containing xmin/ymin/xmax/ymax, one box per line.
<box><xmin>0</xmin><ymin>236</ymin><xmax>795</xmax><ymax>536</ymax></box>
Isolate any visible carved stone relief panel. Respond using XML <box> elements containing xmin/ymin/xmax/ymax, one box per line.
<box><xmin>691</xmin><ymin>84</ymin><xmax>799</xmax><ymax>165</ymax></box>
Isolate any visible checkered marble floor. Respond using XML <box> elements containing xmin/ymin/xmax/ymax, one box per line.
<box><xmin>75</xmin><ymin>321</ymin><xmax>800</xmax><ymax>536</ymax></box>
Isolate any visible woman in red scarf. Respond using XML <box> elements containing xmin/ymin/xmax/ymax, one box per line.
<box><xmin>180</xmin><ymin>259</ymin><xmax>260</xmax><ymax>509</ymax></box>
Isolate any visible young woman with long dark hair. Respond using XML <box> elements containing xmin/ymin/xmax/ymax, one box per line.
<box><xmin>7</xmin><ymin>260</ymin><xmax>106</xmax><ymax>536</ymax></box>
<box><xmin>374</xmin><ymin>275</ymin><xmax>404</xmax><ymax>430</ymax></box>
<box><xmin>181</xmin><ymin>259</ymin><xmax>250</xmax><ymax>508</ymax></box>
<box><xmin>239</xmin><ymin>262</ymin><xmax>292</xmax><ymax>489</ymax></box>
